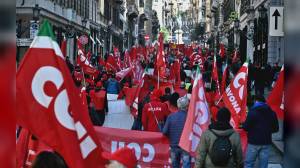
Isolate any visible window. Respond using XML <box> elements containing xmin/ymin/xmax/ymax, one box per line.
<box><xmin>139</xmin><ymin>0</ymin><xmax>144</xmax><ymax>7</ymax></box>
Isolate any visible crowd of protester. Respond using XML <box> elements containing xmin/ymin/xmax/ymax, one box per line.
<box><xmin>31</xmin><ymin>44</ymin><xmax>281</xmax><ymax>168</ymax></box>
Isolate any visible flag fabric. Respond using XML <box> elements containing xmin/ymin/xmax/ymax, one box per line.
<box><xmin>267</xmin><ymin>66</ymin><xmax>284</xmax><ymax>119</ymax></box>
<box><xmin>60</xmin><ymin>37</ymin><xmax>67</xmax><ymax>58</ymax></box>
<box><xmin>221</xmin><ymin>63</ymin><xmax>229</xmax><ymax>94</ymax></box>
<box><xmin>16</xmin><ymin>20</ymin><xmax>106</xmax><ymax>168</ymax></box>
<box><xmin>130</xmin><ymin>67</ymin><xmax>149</xmax><ymax>117</ymax></box>
<box><xmin>156</xmin><ymin>32</ymin><xmax>167</xmax><ymax>78</ymax></box>
<box><xmin>232</xmin><ymin>49</ymin><xmax>239</xmax><ymax>63</ymax></box>
<box><xmin>212</xmin><ymin>55</ymin><xmax>220</xmax><ymax>95</ymax></box>
<box><xmin>222</xmin><ymin>62</ymin><xmax>248</xmax><ymax>128</ymax></box>
<box><xmin>219</xmin><ymin>43</ymin><xmax>225</xmax><ymax>59</ymax></box>
<box><xmin>105</xmin><ymin>54</ymin><xmax>118</xmax><ymax>72</ymax></box>
<box><xmin>124</xmin><ymin>50</ymin><xmax>131</xmax><ymax>68</ymax></box>
<box><xmin>179</xmin><ymin>66</ymin><xmax>210</xmax><ymax>156</ymax></box>
<box><xmin>116</xmin><ymin>67</ymin><xmax>132</xmax><ymax>81</ymax></box>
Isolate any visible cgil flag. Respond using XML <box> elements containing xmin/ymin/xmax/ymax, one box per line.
<box><xmin>16</xmin><ymin>20</ymin><xmax>106</xmax><ymax>168</ymax></box>
<box><xmin>179</xmin><ymin>66</ymin><xmax>210</xmax><ymax>156</ymax></box>
<box><xmin>267</xmin><ymin>66</ymin><xmax>284</xmax><ymax>119</ymax></box>
<box><xmin>222</xmin><ymin>62</ymin><xmax>248</xmax><ymax>128</ymax></box>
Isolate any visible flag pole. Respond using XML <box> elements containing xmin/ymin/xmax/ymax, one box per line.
<box><xmin>158</xmin><ymin>69</ymin><xmax>160</xmax><ymax>89</ymax></box>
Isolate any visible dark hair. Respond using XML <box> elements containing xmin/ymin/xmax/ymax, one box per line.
<box><xmin>31</xmin><ymin>151</ymin><xmax>67</xmax><ymax>168</ymax></box>
<box><xmin>217</xmin><ymin>107</ymin><xmax>231</xmax><ymax>123</ymax></box>
<box><xmin>169</xmin><ymin>92</ymin><xmax>180</xmax><ymax>107</ymax></box>
<box><xmin>255</xmin><ymin>94</ymin><xmax>266</xmax><ymax>102</ymax></box>
<box><xmin>165</xmin><ymin>87</ymin><xmax>171</xmax><ymax>94</ymax></box>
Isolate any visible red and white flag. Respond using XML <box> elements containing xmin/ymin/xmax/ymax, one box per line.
<box><xmin>16</xmin><ymin>20</ymin><xmax>106</xmax><ymax>168</ymax></box>
<box><xmin>116</xmin><ymin>67</ymin><xmax>132</xmax><ymax>81</ymax></box>
<box><xmin>156</xmin><ymin>32</ymin><xmax>167</xmax><ymax>78</ymax></box>
<box><xmin>179</xmin><ymin>66</ymin><xmax>210</xmax><ymax>156</ymax></box>
<box><xmin>221</xmin><ymin>63</ymin><xmax>229</xmax><ymax>94</ymax></box>
<box><xmin>222</xmin><ymin>62</ymin><xmax>248</xmax><ymax>128</ymax></box>
<box><xmin>219</xmin><ymin>43</ymin><xmax>225</xmax><ymax>59</ymax></box>
<box><xmin>212</xmin><ymin>55</ymin><xmax>220</xmax><ymax>95</ymax></box>
<box><xmin>267</xmin><ymin>66</ymin><xmax>284</xmax><ymax>119</ymax></box>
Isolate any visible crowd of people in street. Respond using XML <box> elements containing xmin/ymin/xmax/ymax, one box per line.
<box><xmin>28</xmin><ymin>40</ymin><xmax>281</xmax><ymax>168</ymax></box>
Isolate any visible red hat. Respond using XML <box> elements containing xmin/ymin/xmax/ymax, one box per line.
<box><xmin>89</xmin><ymin>89</ymin><xmax>95</xmax><ymax>97</ymax></box>
<box><xmin>102</xmin><ymin>147</ymin><xmax>137</xmax><ymax>168</ymax></box>
<box><xmin>150</xmin><ymin>89</ymin><xmax>162</xmax><ymax>101</ymax></box>
<box><xmin>96</xmin><ymin>81</ymin><xmax>103</xmax><ymax>88</ymax></box>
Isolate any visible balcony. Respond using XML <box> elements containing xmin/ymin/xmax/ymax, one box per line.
<box><xmin>127</xmin><ymin>5</ymin><xmax>139</xmax><ymax>19</ymax></box>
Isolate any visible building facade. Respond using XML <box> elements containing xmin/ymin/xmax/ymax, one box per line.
<box><xmin>16</xmin><ymin>0</ymin><xmax>125</xmax><ymax>64</ymax></box>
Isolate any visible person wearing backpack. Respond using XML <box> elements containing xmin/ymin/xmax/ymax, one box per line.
<box><xmin>195</xmin><ymin>107</ymin><xmax>243</xmax><ymax>168</ymax></box>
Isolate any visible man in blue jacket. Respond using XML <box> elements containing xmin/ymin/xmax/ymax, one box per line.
<box><xmin>163</xmin><ymin>96</ymin><xmax>191</xmax><ymax>168</ymax></box>
<box><xmin>242</xmin><ymin>94</ymin><xmax>279</xmax><ymax>168</ymax></box>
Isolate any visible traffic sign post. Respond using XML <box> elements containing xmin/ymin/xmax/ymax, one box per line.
<box><xmin>269</xmin><ymin>7</ymin><xmax>284</xmax><ymax>36</ymax></box>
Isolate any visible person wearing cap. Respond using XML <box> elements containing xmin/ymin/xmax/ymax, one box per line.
<box><xmin>195</xmin><ymin>107</ymin><xmax>243</xmax><ymax>168</ymax></box>
<box><xmin>162</xmin><ymin>96</ymin><xmax>191</xmax><ymax>168</ymax></box>
<box><xmin>102</xmin><ymin>147</ymin><xmax>138</xmax><ymax>168</ymax></box>
<box><xmin>142</xmin><ymin>89</ymin><xmax>170</xmax><ymax>132</ymax></box>
<box><xmin>175</xmin><ymin>82</ymin><xmax>188</xmax><ymax>98</ymax></box>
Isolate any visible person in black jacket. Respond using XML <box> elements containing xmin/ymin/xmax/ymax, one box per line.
<box><xmin>242</xmin><ymin>94</ymin><xmax>279</xmax><ymax>168</ymax></box>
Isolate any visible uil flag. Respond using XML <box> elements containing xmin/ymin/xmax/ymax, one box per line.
<box><xmin>222</xmin><ymin>62</ymin><xmax>248</xmax><ymax>128</ymax></box>
<box><xmin>179</xmin><ymin>66</ymin><xmax>210</xmax><ymax>156</ymax></box>
<box><xmin>267</xmin><ymin>66</ymin><xmax>284</xmax><ymax>119</ymax></box>
<box><xmin>16</xmin><ymin>20</ymin><xmax>106</xmax><ymax>168</ymax></box>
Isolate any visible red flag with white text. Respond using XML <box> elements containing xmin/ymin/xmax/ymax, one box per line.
<box><xmin>179</xmin><ymin>66</ymin><xmax>210</xmax><ymax>156</ymax></box>
<box><xmin>16</xmin><ymin>20</ymin><xmax>106</xmax><ymax>168</ymax></box>
<box><xmin>222</xmin><ymin>62</ymin><xmax>248</xmax><ymax>128</ymax></box>
<box><xmin>267</xmin><ymin>66</ymin><xmax>284</xmax><ymax>119</ymax></box>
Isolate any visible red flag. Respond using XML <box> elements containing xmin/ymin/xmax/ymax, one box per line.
<box><xmin>222</xmin><ymin>62</ymin><xmax>248</xmax><ymax>128</ymax></box>
<box><xmin>132</xmin><ymin>60</ymin><xmax>144</xmax><ymax>85</ymax></box>
<box><xmin>60</xmin><ymin>37</ymin><xmax>67</xmax><ymax>57</ymax></box>
<box><xmin>212</xmin><ymin>56</ymin><xmax>220</xmax><ymax>95</ymax></box>
<box><xmin>116</xmin><ymin>67</ymin><xmax>132</xmax><ymax>81</ymax></box>
<box><xmin>179</xmin><ymin>66</ymin><xmax>210</xmax><ymax>156</ymax></box>
<box><xmin>219</xmin><ymin>43</ymin><xmax>225</xmax><ymax>58</ymax></box>
<box><xmin>156</xmin><ymin>33</ymin><xmax>167</xmax><ymax>78</ymax></box>
<box><xmin>221</xmin><ymin>64</ymin><xmax>229</xmax><ymax>94</ymax></box>
<box><xmin>130</xmin><ymin>46</ymin><xmax>137</xmax><ymax>61</ymax></box>
<box><xmin>106</xmin><ymin>54</ymin><xmax>118</xmax><ymax>72</ymax></box>
<box><xmin>232</xmin><ymin>49</ymin><xmax>239</xmax><ymax>63</ymax></box>
<box><xmin>124</xmin><ymin>50</ymin><xmax>131</xmax><ymax>68</ymax></box>
<box><xmin>267</xmin><ymin>66</ymin><xmax>284</xmax><ymax>119</ymax></box>
<box><xmin>16</xmin><ymin>20</ymin><xmax>106</xmax><ymax>168</ymax></box>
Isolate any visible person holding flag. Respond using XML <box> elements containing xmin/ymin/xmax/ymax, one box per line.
<box><xmin>16</xmin><ymin>20</ymin><xmax>106</xmax><ymax>168</ymax></box>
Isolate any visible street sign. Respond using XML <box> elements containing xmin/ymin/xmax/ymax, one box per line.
<box><xmin>269</xmin><ymin>7</ymin><xmax>284</xmax><ymax>36</ymax></box>
<box><xmin>144</xmin><ymin>35</ymin><xmax>150</xmax><ymax>40</ymax></box>
<box><xmin>17</xmin><ymin>38</ymin><xmax>33</xmax><ymax>47</ymax></box>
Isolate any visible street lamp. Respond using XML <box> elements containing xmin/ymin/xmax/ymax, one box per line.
<box><xmin>33</xmin><ymin>4</ymin><xmax>41</xmax><ymax>21</ymax></box>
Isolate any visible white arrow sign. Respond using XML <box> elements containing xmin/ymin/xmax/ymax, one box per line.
<box><xmin>269</xmin><ymin>6</ymin><xmax>284</xmax><ymax>36</ymax></box>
